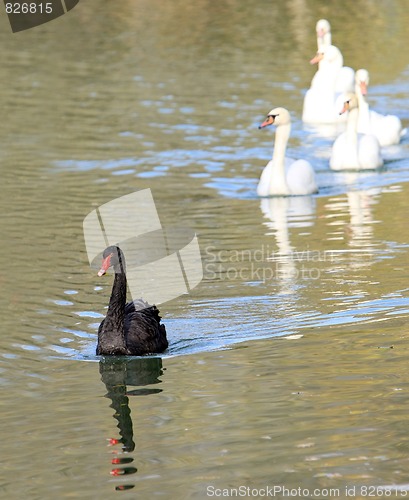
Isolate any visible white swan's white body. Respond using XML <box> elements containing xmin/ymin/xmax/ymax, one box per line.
<box><xmin>355</xmin><ymin>69</ymin><xmax>405</xmax><ymax>146</ymax></box>
<box><xmin>315</xmin><ymin>19</ymin><xmax>355</xmax><ymax>94</ymax></box>
<box><xmin>257</xmin><ymin>108</ymin><xmax>318</xmax><ymax>196</ymax></box>
<box><xmin>330</xmin><ymin>95</ymin><xmax>383</xmax><ymax>170</ymax></box>
<box><xmin>303</xmin><ymin>19</ymin><xmax>354</xmax><ymax>124</ymax></box>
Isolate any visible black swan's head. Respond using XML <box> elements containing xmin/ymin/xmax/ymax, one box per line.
<box><xmin>97</xmin><ymin>246</ymin><xmax>125</xmax><ymax>276</ymax></box>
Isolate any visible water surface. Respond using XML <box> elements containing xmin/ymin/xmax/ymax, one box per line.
<box><xmin>0</xmin><ymin>1</ymin><xmax>409</xmax><ymax>498</ymax></box>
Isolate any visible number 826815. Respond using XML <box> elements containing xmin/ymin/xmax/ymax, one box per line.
<box><xmin>5</xmin><ymin>3</ymin><xmax>53</xmax><ymax>14</ymax></box>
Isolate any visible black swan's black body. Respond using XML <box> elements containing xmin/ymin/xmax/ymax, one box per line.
<box><xmin>96</xmin><ymin>246</ymin><xmax>168</xmax><ymax>356</ymax></box>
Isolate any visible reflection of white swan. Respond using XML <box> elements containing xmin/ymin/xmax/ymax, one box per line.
<box><xmin>303</xmin><ymin>19</ymin><xmax>354</xmax><ymax>124</ymax></box>
<box><xmin>330</xmin><ymin>94</ymin><xmax>383</xmax><ymax>171</ymax></box>
<box><xmin>260</xmin><ymin>196</ymin><xmax>316</xmax><ymax>286</ymax></box>
<box><xmin>257</xmin><ymin>108</ymin><xmax>318</xmax><ymax>196</ymax></box>
<box><xmin>332</xmin><ymin>172</ymin><xmax>381</xmax><ymax>269</ymax></box>
<box><xmin>355</xmin><ymin>69</ymin><xmax>405</xmax><ymax>146</ymax></box>
<box><xmin>346</xmin><ymin>190</ymin><xmax>377</xmax><ymax>245</ymax></box>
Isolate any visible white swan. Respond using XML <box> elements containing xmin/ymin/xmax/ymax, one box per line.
<box><xmin>316</xmin><ymin>19</ymin><xmax>331</xmax><ymax>53</ymax></box>
<box><xmin>330</xmin><ymin>94</ymin><xmax>383</xmax><ymax>170</ymax></box>
<box><xmin>355</xmin><ymin>69</ymin><xmax>405</xmax><ymax>146</ymax></box>
<box><xmin>303</xmin><ymin>20</ymin><xmax>354</xmax><ymax>124</ymax></box>
<box><xmin>314</xmin><ymin>19</ymin><xmax>355</xmax><ymax>94</ymax></box>
<box><xmin>257</xmin><ymin>108</ymin><xmax>318</xmax><ymax>196</ymax></box>
<box><xmin>303</xmin><ymin>44</ymin><xmax>353</xmax><ymax>124</ymax></box>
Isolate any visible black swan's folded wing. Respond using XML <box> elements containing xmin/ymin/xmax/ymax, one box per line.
<box><xmin>123</xmin><ymin>306</ymin><xmax>168</xmax><ymax>355</ymax></box>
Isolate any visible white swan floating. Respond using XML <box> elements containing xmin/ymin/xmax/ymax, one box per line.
<box><xmin>314</xmin><ymin>19</ymin><xmax>354</xmax><ymax>94</ymax></box>
<box><xmin>330</xmin><ymin>94</ymin><xmax>383</xmax><ymax>171</ymax></box>
<box><xmin>355</xmin><ymin>68</ymin><xmax>405</xmax><ymax>146</ymax></box>
<box><xmin>257</xmin><ymin>108</ymin><xmax>318</xmax><ymax>196</ymax></box>
<box><xmin>303</xmin><ymin>19</ymin><xmax>354</xmax><ymax>124</ymax></box>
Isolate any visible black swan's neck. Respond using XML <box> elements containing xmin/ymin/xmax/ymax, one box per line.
<box><xmin>99</xmin><ymin>268</ymin><xmax>129</xmax><ymax>354</ymax></box>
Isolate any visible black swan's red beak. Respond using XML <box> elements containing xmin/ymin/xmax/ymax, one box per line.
<box><xmin>98</xmin><ymin>254</ymin><xmax>112</xmax><ymax>277</ymax></box>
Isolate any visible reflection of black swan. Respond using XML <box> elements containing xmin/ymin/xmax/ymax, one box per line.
<box><xmin>96</xmin><ymin>246</ymin><xmax>168</xmax><ymax>356</ymax></box>
<box><xmin>99</xmin><ymin>357</ymin><xmax>164</xmax><ymax>452</ymax></box>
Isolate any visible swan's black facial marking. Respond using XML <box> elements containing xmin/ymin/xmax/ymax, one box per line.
<box><xmin>339</xmin><ymin>100</ymin><xmax>351</xmax><ymax>115</ymax></box>
<box><xmin>267</xmin><ymin>114</ymin><xmax>279</xmax><ymax>124</ymax></box>
<box><xmin>259</xmin><ymin>113</ymin><xmax>279</xmax><ymax>129</ymax></box>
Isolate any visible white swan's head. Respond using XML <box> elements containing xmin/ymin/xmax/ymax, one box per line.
<box><xmin>338</xmin><ymin>93</ymin><xmax>358</xmax><ymax>115</ymax></box>
<box><xmin>316</xmin><ymin>19</ymin><xmax>331</xmax><ymax>37</ymax></box>
<box><xmin>259</xmin><ymin>107</ymin><xmax>291</xmax><ymax>129</ymax></box>
<box><xmin>310</xmin><ymin>44</ymin><xmax>342</xmax><ymax>66</ymax></box>
<box><xmin>316</xmin><ymin>19</ymin><xmax>331</xmax><ymax>51</ymax></box>
<box><xmin>355</xmin><ymin>69</ymin><xmax>369</xmax><ymax>96</ymax></box>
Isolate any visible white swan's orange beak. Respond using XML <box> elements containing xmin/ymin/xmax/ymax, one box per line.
<box><xmin>98</xmin><ymin>254</ymin><xmax>112</xmax><ymax>277</ymax></box>
<box><xmin>259</xmin><ymin>115</ymin><xmax>275</xmax><ymax>128</ymax></box>
<box><xmin>310</xmin><ymin>52</ymin><xmax>324</xmax><ymax>65</ymax></box>
<box><xmin>359</xmin><ymin>80</ymin><xmax>367</xmax><ymax>96</ymax></box>
<box><xmin>339</xmin><ymin>100</ymin><xmax>350</xmax><ymax>115</ymax></box>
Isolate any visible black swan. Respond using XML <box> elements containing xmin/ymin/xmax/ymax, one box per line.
<box><xmin>96</xmin><ymin>246</ymin><xmax>168</xmax><ymax>356</ymax></box>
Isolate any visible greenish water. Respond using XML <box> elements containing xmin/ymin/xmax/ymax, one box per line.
<box><xmin>0</xmin><ymin>1</ymin><xmax>409</xmax><ymax>498</ymax></box>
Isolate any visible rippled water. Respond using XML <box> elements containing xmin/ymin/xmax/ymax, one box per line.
<box><xmin>1</xmin><ymin>0</ymin><xmax>409</xmax><ymax>498</ymax></box>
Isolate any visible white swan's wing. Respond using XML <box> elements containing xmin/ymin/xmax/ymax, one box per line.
<box><xmin>330</xmin><ymin>133</ymin><xmax>352</xmax><ymax>170</ymax></box>
<box><xmin>335</xmin><ymin>66</ymin><xmax>355</xmax><ymax>93</ymax></box>
<box><xmin>303</xmin><ymin>87</ymin><xmax>347</xmax><ymax>124</ymax></box>
<box><xmin>257</xmin><ymin>160</ymin><xmax>274</xmax><ymax>197</ymax></box>
<box><xmin>358</xmin><ymin>134</ymin><xmax>383</xmax><ymax>169</ymax></box>
<box><xmin>369</xmin><ymin>110</ymin><xmax>403</xmax><ymax>146</ymax></box>
<box><xmin>286</xmin><ymin>160</ymin><xmax>318</xmax><ymax>195</ymax></box>
<box><xmin>257</xmin><ymin>157</ymin><xmax>296</xmax><ymax>197</ymax></box>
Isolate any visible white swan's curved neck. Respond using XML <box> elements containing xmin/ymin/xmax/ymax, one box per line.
<box><xmin>346</xmin><ymin>108</ymin><xmax>358</xmax><ymax>139</ymax></box>
<box><xmin>270</xmin><ymin>123</ymin><xmax>291</xmax><ymax>193</ymax></box>
<box><xmin>317</xmin><ymin>32</ymin><xmax>331</xmax><ymax>51</ymax></box>
<box><xmin>272</xmin><ymin>123</ymin><xmax>290</xmax><ymax>165</ymax></box>
<box><xmin>356</xmin><ymin>88</ymin><xmax>370</xmax><ymax>130</ymax></box>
